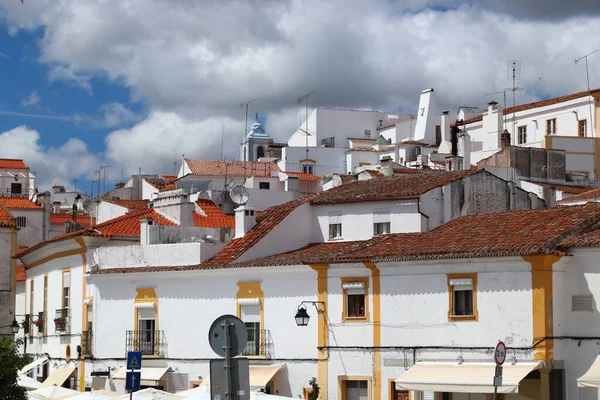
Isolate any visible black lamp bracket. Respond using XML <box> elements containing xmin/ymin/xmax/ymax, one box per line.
<box><xmin>298</xmin><ymin>301</ymin><xmax>325</xmax><ymax>314</ymax></box>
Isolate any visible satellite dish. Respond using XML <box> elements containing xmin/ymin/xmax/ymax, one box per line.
<box><xmin>82</xmin><ymin>199</ymin><xmax>93</xmax><ymax>211</ymax></box>
<box><xmin>229</xmin><ymin>185</ymin><xmax>249</xmax><ymax>205</ymax></box>
<box><xmin>227</xmin><ymin>179</ymin><xmax>236</xmax><ymax>189</ymax></box>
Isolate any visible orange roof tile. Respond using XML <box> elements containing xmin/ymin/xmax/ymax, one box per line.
<box><xmin>558</xmin><ymin>187</ymin><xmax>600</xmax><ymax>204</ymax></box>
<box><xmin>392</xmin><ymin>167</ymin><xmax>425</xmax><ymax>175</ymax></box>
<box><xmin>159</xmin><ymin>184</ymin><xmax>177</xmax><ymax>192</ymax></box>
<box><xmin>0</xmin><ymin>197</ymin><xmax>42</xmax><ymax>210</ymax></box>
<box><xmin>50</xmin><ymin>212</ymin><xmax>95</xmax><ymax>225</ymax></box>
<box><xmin>194</xmin><ymin>199</ymin><xmax>235</xmax><ymax>229</ymax></box>
<box><xmin>185</xmin><ymin>159</ymin><xmax>280</xmax><ymax>177</ymax></box>
<box><xmin>0</xmin><ymin>159</ymin><xmax>28</xmax><ymax>169</ymax></box>
<box><xmin>284</xmin><ymin>171</ymin><xmax>321</xmax><ymax>181</ymax></box>
<box><xmin>104</xmin><ymin>199</ymin><xmax>149</xmax><ymax>210</ymax></box>
<box><xmin>348</xmin><ymin>138</ymin><xmax>377</xmax><ymax>143</ymax></box>
<box><xmin>310</xmin><ymin>170</ymin><xmax>478</xmax><ymax>205</ymax></box>
<box><xmin>16</xmin><ymin>266</ymin><xmax>26</xmax><ymax>282</ymax></box>
<box><xmin>0</xmin><ymin>202</ymin><xmax>13</xmax><ymax>227</ymax></box>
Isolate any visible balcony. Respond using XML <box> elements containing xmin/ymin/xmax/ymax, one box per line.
<box><xmin>54</xmin><ymin>309</ymin><xmax>70</xmax><ymax>334</ymax></box>
<box><xmin>125</xmin><ymin>330</ymin><xmax>167</xmax><ymax>357</ymax></box>
<box><xmin>81</xmin><ymin>331</ymin><xmax>93</xmax><ymax>357</ymax></box>
<box><xmin>242</xmin><ymin>329</ymin><xmax>273</xmax><ymax>358</ymax></box>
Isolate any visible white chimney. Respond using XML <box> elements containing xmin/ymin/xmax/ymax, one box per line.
<box><xmin>235</xmin><ymin>205</ymin><xmax>256</xmax><ymax>239</ymax></box>
<box><xmin>458</xmin><ymin>130</ymin><xmax>471</xmax><ymax>170</ymax></box>
<box><xmin>413</xmin><ymin>88</ymin><xmax>437</xmax><ymax>144</ymax></box>
<box><xmin>483</xmin><ymin>101</ymin><xmax>503</xmax><ymax>149</ymax></box>
<box><xmin>140</xmin><ymin>217</ymin><xmax>154</xmax><ymax>245</ymax></box>
<box><xmin>52</xmin><ymin>201</ymin><xmax>61</xmax><ymax>214</ymax></box>
<box><xmin>152</xmin><ymin>189</ymin><xmax>195</xmax><ymax>226</ymax></box>
<box><xmin>438</xmin><ymin>110</ymin><xmax>452</xmax><ymax>154</ymax></box>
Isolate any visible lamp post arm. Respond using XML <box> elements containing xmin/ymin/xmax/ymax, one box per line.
<box><xmin>299</xmin><ymin>301</ymin><xmax>326</xmax><ymax>314</ymax></box>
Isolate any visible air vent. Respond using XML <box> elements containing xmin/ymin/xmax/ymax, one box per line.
<box><xmin>572</xmin><ymin>295</ymin><xmax>593</xmax><ymax>312</ymax></box>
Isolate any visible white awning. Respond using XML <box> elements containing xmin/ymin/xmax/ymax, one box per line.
<box><xmin>41</xmin><ymin>365</ymin><xmax>77</xmax><ymax>388</ymax></box>
<box><xmin>113</xmin><ymin>366</ymin><xmax>169</xmax><ymax>386</ymax></box>
<box><xmin>201</xmin><ymin>365</ymin><xmax>281</xmax><ymax>390</ymax></box>
<box><xmin>578</xmin><ymin>355</ymin><xmax>600</xmax><ymax>387</ymax></box>
<box><xmin>19</xmin><ymin>356</ymin><xmax>48</xmax><ymax>375</ymax></box>
<box><xmin>395</xmin><ymin>362</ymin><xmax>541</xmax><ymax>394</ymax></box>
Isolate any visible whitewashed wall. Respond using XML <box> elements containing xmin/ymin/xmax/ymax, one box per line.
<box><xmin>281</xmin><ymin>146</ymin><xmax>346</xmax><ymax>176</ymax></box>
<box><xmin>12</xmin><ymin>209</ymin><xmax>43</xmax><ymax>247</ymax></box>
<box><xmin>97</xmin><ymin>202</ymin><xmax>128</xmax><ymax>224</ymax></box>
<box><xmin>346</xmin><ymin>151</ymin><xmax>379</xmax><ymax>173</ymax></box>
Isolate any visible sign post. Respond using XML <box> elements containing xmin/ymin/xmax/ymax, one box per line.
<box><xmin>493</xmin><ymin>341</ymin><xmax>506</xmax><ymax>400</ymax></box>
<box><xmin>125</xmin><ymin>351</ymin><xmax>142</xmax><ymax>400</ymax></box>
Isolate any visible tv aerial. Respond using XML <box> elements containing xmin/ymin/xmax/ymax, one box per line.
<box><xmin>229</xmin><ymin>185</ymin><xmax>249</xmax><ymax>205</ymax></box>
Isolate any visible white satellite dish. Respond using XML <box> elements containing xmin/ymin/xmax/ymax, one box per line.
<box><xmin>229</xmin><ymin>185</ymin><xmax>249</xmax><ymax>205</ymax></box>
<box><xmin>82</xmin><ymin>198</ymin><xmax>93</xmax><ymax>211</ymax></box>
<box><xmin>227</xmin><ymin>179</ymin><xmax>236</xmax><ymax>189</ymax></box>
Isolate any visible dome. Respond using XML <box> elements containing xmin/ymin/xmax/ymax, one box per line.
<box><xmin>246</xmin><ymin>113</ymin><xmax>271</xmax><ymax>139</ymax></box>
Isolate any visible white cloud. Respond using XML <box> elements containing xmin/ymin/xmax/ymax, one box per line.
<box><xmin>21</xmin><ymin>91</ymin><xmax>41</xmax><ymax>108</ymax></box>
<box><xmin>0</xmin><ymin>126</ymin><xmax>102</xmax><ymax>190</ymax></box>
<box><xmin>99</xmin><ymin>102</ymin><xmax>140</xmax><ymax>128</ymax></box>
<box><xmin>48</xmin><ymin>65</ymin><xmax>93</xmax><ymax>95</ymax></box>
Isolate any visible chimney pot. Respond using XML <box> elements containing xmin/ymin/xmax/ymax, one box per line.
<box><xmin>500</xmin><ymin>129</ymin><xmax>511</xmax><ymax>149</ymax></box>
<box><xmin>235</xmin><ymin>205</ymin><xmax>256</xmax><ymax>239</ymax></box>
<box><xmin>442</xmin><ymin>110</ymin><xmax>450</xmax><ymax>115</ymax></box>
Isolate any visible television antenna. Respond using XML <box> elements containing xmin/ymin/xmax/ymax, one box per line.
<box><xmin>229</xmin><ymin>185</ymin><xmax>249</xmax><ymax>205</ymax></box>
<box><xmin>506</xmin><ymin>60</ymin><xmax>521</xmax><ymax>143</ymax></box>
<box><xmin>298</xmin><ymin>90</ymin><xmax>317</xmax><ymax>193</ymax></box>
<box><xmin>575</xmin><ymin>49</ymin><xmax>599</xmax><ymax>136</ymax></box>
<box><xmin>484</xmin><ymin>86</ymin><xmax>524</xmax><ymax>132</ymax></box>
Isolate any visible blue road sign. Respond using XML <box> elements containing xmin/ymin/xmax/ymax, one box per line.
<box><xmin>125</xmin><ymin>371</ymin><xmax>141</xmax><ymax>391</ymax></box>
<box><xmin>127</xmin><ymin>351</ymin><xmax>142</xmax><ymax>370</ymax></box>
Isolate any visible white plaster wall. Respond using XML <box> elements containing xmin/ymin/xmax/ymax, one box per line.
<box><xmin>347</xmin><ymin>151</ymin><xmax>379</xmax><ymax>174</ymax></box>
<box><xmin>312</xmin><ymin>201</ymin><xmax>421</xmax><ymax>242</ymax></box>
<box><xmin>315</xmin><ymin>109</ymin><xmax>379</xmax><ymax>146</ymax></box>
<box><xmin>289</xmin><ymin>108</ymin><xmax>318</xmax><ymax>147</ymax></box>
<box><xmin>12</xmin><ymin>209</ymin><xmax>43</xmax><ymax>247</ymax></box>
<box><xmin>143</xmin><ymin>179</ymin><xmax>159</xmax><ymax>200</ymax></box>
<box><xmin>246</xmin><ymin>188</ymin><xmax>295</xmax><ymax>211</ymax></box>
<box><xmin>282</xmin><ymin>147</ymin><xmax>346</xmax><ymax>176</ymax></box>
<box><xmin>97</xmin><ymin>202</ymin><xmax>128</xmax><ymax>224</ymax></box>
<box><xmin>0</xmin><ymin>228</ymin><xmax>13</xmax><ymax>336</ymax></box>
<box><xmin>419</xmin><ymin>188</ymin><xmax>443</xmax><ymax>230</ymax></box>
<box><xmin>565</xmin><ymin>154</ymin><xmax>595</xmax><ymax>175</ymax></box>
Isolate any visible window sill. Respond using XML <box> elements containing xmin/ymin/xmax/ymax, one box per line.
<box><xmin>328</xmin><ymin>237</ymin><xmax>344</xmax><ymax>241</ymax></box>
<box><xmin>448</xmin><ymin>313</ymin><xmax>478</xmax><ymax>322</ymax></box>
<box><xmin>142</xmin><ymin>354</ymin><xmax>165</xmax><ymax>359</ymax></box>
<box><xmin>342</xmin><ymin>316</ymin><xmax>369</xmax><ymax>323</ymax></box>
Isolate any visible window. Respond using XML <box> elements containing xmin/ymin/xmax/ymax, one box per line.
<box><xmin>342</xmin><ymin>278</ymin><xmax>369</xmax><ymax>321</ymax></box>
<box><xmin>302</xmin><ymin>164</ymin><xmax>314</xmax><ymax>174</ymax></box>
<box><xmin>240</xmin><ymin>302</ymin><xmax>261</xmax><ymax>356</ymax></box>
<box><xmin>572</xmin><ymin>295</ymin><xmax>593</xmax><ymax>311</ymax></box>
<box><xmin>579</xmin><ymin>119</ymin><xmax>588</xmax><ymax>137</ymax></box>
<box><xmin>379</xmin><ymin>120</ymin><xmax>383</xmax><ymax>127</ymax></box>
<box><xmin>137</xmin><ymin>307</ymin><xmax>156</xmax><ymax>355</ymax></box>
<box><xmin>62</xmin><ymin>270</ymin><xmax>70</xmax><ymax>310</ymax></box>
<box><xmin>321</xmin><ymin>137</ymin><xmax>335</xmax><ymax>148</ymax></box>
<box><xmin>546</xmin><ymin>118</ymin><xmax>557</xmax><ymax>135</ymax></box>
<box><xmin>341</xmin><ymin>379</ymin><xmax>369</xmax><ymax>400</ymax></box>
<box><xmin>16</xmin><ymin>216</ymin><xmax>26</xmax><ymax>228</ymax></box>
<box><xmin>364</xmin><ymin>130</ymin><xmax>371</xmax><ymax>139</ymax></box>
<box><xmin>259</xmin><ymin>182</ymin><xmax>270</xmax><ymax>190</ymax></box>
<box><xmin>448</xmin><ymin>274</ymin><xmax>478</xmax><ymax>321</ymax></box>
<box><xmin>518</xmin><ymin>126</ymin><xmax>527</xmax><ymax>144</ymax></box>
<box><xmin>11</xmin><ymin>182</ymin><xmax>22</xmax><ymax>195</ymax></box>
<box><xmin>373</xmin><ymin>210</ymin><xmax>390</xmax><ymax>236</ymax></box>
<box><xmin>328</xmin><ymin>212</ymin><xmax>342</xmax><ymax>239</ymax></box>
<box><xmin>256</xmin><ymin>146</ymin><xmax>265</xmax><ymax>159</ymax></box>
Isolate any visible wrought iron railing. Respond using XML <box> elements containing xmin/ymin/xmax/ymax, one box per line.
<box><xmin>81</xmin><ymin>330</ymin><xmax>93</xmax><ymax>357</ymax></box>
<box><xmin>54</xmin><ymin>309</ymin><xmax>70</xmax><ymax>334</ymax></box>
<box><xmin>125</xmin><ymin>330</ymin><xmax>167</xmax><ymax>357</ymax></box>
<box><xmin>242</xmin><ymin>329</ymin><xmax>273</xmax><ymax>358</ymax></box>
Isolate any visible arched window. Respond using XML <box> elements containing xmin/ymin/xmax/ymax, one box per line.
<box><xmin>256</xmin><ymin>146</ymin><xmax>265</xmax><ymax>159</ymax></box>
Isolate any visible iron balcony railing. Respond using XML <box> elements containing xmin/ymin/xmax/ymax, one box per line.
<box><xmin>81</xmin><ymin>330</ymin><xmax>93</xmax><ymax>357</ymax></box>
<box><xmin>242</xmin><ymin>329</ymin><xmax>273</xmax><ymax>358</ymax></box>
<box><xmin>54</xmin><ymin>309</ymin><xmax>70</xmax><ymax>334</ymax></box>
<box><xmin>125</xmin><ymin>330</ymin><xmax>167</xmax><ymax>357</ymax></box>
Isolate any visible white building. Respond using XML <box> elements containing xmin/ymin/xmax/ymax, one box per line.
<box><xmin>0</xmin><ymin>158</ymin><xmax>35</xmax><ymax>198</ymax></box>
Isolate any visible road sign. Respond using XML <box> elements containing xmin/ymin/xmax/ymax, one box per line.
<box><xmin>125</xmin><ymin>371</ymin><xmax>141</xmax><ymax>391</ymax></box>
<box><xmin>210</xmin><ymin>358</ymin><xmax>250</xmax><ymax>400</ymax></box>
<box><xmin>208</xmin><ymin>314</ymin><xmax>248</xmax><ymax>358</ymax></box>
<box><xmin>494</xmin><ymin>341</ymin><xmax>506</xmax><ymax>366</ymax></box>
<box><xmin>127</xmin><ymin>351</ymin><xmax>142</xmax><ymax>370</ymax></box>
<box><xmin>495</xmin><ymin>366</ymin><xmax>503</xmax><ymax>377</ymax></box>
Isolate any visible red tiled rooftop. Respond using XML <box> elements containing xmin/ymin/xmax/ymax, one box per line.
<box><xmin>194</xmin><ymin>199</ymin><xmax>234</xmax><ymax>229</ymax></box>
<box><xmin>310</xmin><ymin>170</ymin><xmax>478</xmax><ymax>205</ymax></box>
<box><xmin>0</xmin><ymin>159</ymin><xmax>28</xmax><ymax>169</ymax></box>
<box><xmin>104</xmin><ymin>199</ymin><xmax>150</xmax><ymax>210</ymax></box>
<box><xmin>0</xmin><ymin>202</ymin><xmax>13</xmax><ymax>227</ymax></box>
<box><xmin>16</xmin><ymin>266</ymin><xmax>26</xmax><ymax>282</ymax></box>
<box><xmin>0</xmin><ymin>197</ymin><xmax>42</xmax><ymax>210</ymax></box>
<box><xmin>50</xmin><ymin>212</ymin><xmax>96</xmax><ymax>225</ymax></box>
<box><xmin>185</xmin><ymin>159</ymin><xmax>280</xmax><ymax>178</ymax></box>
<box><xmin>392</xmin><ymin>167</ymin><xmax>425</xmax><ymax>175</ymax></box>
<box><xmin>284</xmin><ymin>171</ymin><xmax>321</xmax><ymax>181</ymax></box>
<box><xmin>348</xmin><ymin>138</ymin><xmax>377</xmax><ymax>143</ymax></box>
<box><xmin>558</xmin><ymin>187</ymin><xmax>600</xmax><ymax>204</ymax></box>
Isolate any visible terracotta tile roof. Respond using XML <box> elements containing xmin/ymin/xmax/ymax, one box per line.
<box><xmin>16</xmin><ymin>266</ymin><xmax>26</xmax><ymax>282</ymax></box>
<box><xmin>202</xmin><ymin>195</ymin><xmax>314</xmax><ymax>265</ymax></box>
<box><xmin>104</xmin><ymin>199</ymin><xmax>150</xmax><ymax>210</ymax></box>
<box><xmin>268</xmin><ymin>142</ymin><xmax>288</xmax><ymax>148</ymax></box>
<box><xmin>557</xmin><ymin>187</ymin><xmax>600</xmax><ymax>204</ymax></box>
<box><xmin>50</xmin><ymin>212</ymin><xmax>95</xmax><ymax>225</ymax></box>
<box><xmin>0</xmin><ymin>197</ymin><xmax>42</xmax><ymax>210</ymax></box>
<box><xmin>458</xmin><ymin>89</ymin><xmax>600</xmax><ymax>126</ymax></box>
<box><xmin>521</xmin><ymin>180</ymin><xmax>591</xmax><ymax>195</ymax></box>
<box><xmin>194</xmin><ymin>199</ymin><xmax>234</xmax><ymax>228</ymax></box>
<box><xmin>559</xmin><ymin>228</ymin><xmax>600</xmax><ymax>248</ymax></box>
<box><xmin>92</xmin><ymin>203</ymin><xmax>600</xmax><ymax>275</ymax></box>
<box><xmin>0</xmin><ymin>202</ymin><xmax>13</xmax><ymax>227</ymax></box>
<box><xmin>159</xmin><ymin>184</ymin><xmax>177</xmax><ymax>192</ymax></box>
<box><xmin>284</xmin><ymin>171</ymin><xmax>321</xmax><ymax>181</ymax></box>
<box><xmin>348</xmin><ymin>138</ymin><xmax>377</xmax><ymax>143</ymax></box>
<box><xmin>18</xmin><ymin>246</ymin><xmax>28</xmax><ymax>252</ymax></box>
<box><xmin>392</xmin><ymin>167</ymin><xmax>425</xmax><ymax>175</ymax></box>
<box><xmin>0</xmin><ymin>159</ymin><xmax>28</xmax><ymax>169</ymax></box>
<box><xmin>184</xmin><ymin>159</ymin><xmax>280</xmax><ymax>177</ymax></box>
<box><xmin>363</xmin><ymin>170</ymin><xmax>384</xmax><ymax>177</ymax></box>
<box><xmin>394</xmin><ymin>140</ymin><xmax>438</xmax><ymax>148</ymax></box>
<box><xmin>311</xmin><ymin>170</ymin><xmax>478</xmax><ymax>205</ymax></box>
<box><xmin>339</xmin><ymin>174</ymin><xmax>358</xmax><ymax>184</ymax></box>
<box><xmin>346</xmin><ymin>146</ymin><xmax>378</xmax><ymax>152</ymax></box>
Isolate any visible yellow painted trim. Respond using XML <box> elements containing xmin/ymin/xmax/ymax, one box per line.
<box><xmin>338</xmin><ymin>375</ymin><xmax>372</xmax><ymax>400</ymax></box>
<box><xmin>235</xmin><ymin>282</ymin><xmax>265</xmax><ymax>355</ymax></box>
<box><xmin>523</xmin><ymin>255</ymin><xmax>560</xmax><ymax>361</ymax></box>
<box><xmin>447</xmin><ymin>273</ymin><xmax>478</xmax><ymax>322</ymax></box>
<box><xmin>27</xmin><ymin>247</ymin><xmax>85</xmax><ymax>269</ymax></box>
<box><xmin>341</xmin><ymin>277</ymin><xmax>370</xmax><ymax>322</ymax></box>
<box><xmin>28</xmin><ymin>278</ymin><xmax>34</xmax><ymax>336</ymax></box>
<box><xmin>65</xmin><ymin>344</ymin><xmax>71</xmax><ymax>362</ymax></box>
<box><xmin>365</xmin><ymin>263</ymin><xmax>381</xmax><ymax>400</ymax></box>
<box><xmin>43</xmin><ymin>274</ymin><xmax>48</xmax><ymax>336</ymax></box>
<box><xmin>310</xmin><ymin>264</ymin><xmax>329</xmax><ymax>400</ymax></box>
<box><xmin>76</xmin><ymin>237</ymin><xmax>87</xmax><ymax>391</ymax></box>
<box><xmin>299</xmin><ymin>159</ymin><xmax>316</xmax><ymax>163</ymax></box>
<box><xmin>134</xmin><ymin>288</ymin><xmax>159</xmax><ymax>357</ymax></box>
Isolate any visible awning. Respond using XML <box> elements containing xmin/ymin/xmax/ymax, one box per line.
<box><xmin>578</xmin><ymin>355</ymin><xmax>600</xmax><ymax>387</ymax></box>
<box><xmin>41</xmin><ymin>365</ymin><xmax>77</xmax><ymax>388</ymax></box>
<box><xmin>113</xmin><ymin>366</ymin><xmax>169</xmax><ymax>386</ymax></box>
<box><xmin>201</xmin><ymin>365</ymin><xmax>281</xmax><ymax>390</ymax></box>
<box><xmin>19</xmin><ymin>356</ymin><xmax>48</xmax><ymax>375</ymax></box>
<box><xmin>395</xmin><ymin>362</ymin><xmax>541</xmax><ymax>394</ymax></box>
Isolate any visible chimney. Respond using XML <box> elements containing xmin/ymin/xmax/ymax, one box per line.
<box><xmin>379</xmin><ymin>155</ymin><xmax>394</xmax><ymax>176</ymax></box>
<box><xmin>235</xmin><ymin>205</ymin><xmax>256</xmax><ymax>239</ymax></box>
<box><xmin>52</xmin><ymin>201</ymin><xmax>61</xmax><ymax>214</ymax></box>
<box><xmin>152</xmin><ymin>190</ymin><xmax>195</xmax><ymax>227</ymax></box>
<box><xmin>445</xmin><ymin>156</ymin><xmax>463</xmax><ymax>171</ymax></box>
<box><xmin>64</xmin><ymin>221</ymin><xmax>71</xmax><ymax>233</ymax></box>
<box><xmin>413</xmin><ymin>88</ymin><xmax>437</xmax><ymax>144</ymax></box>
<box><xmin>450</xmin><ymin>126</ymin><xmax>459</xmax><ymax>156</ymax></box>
<box><xmin>437</xmin><ymin>111</ymin><xmax>452</xmax><ymax>154</ymax></box>
<box><xmin>37</xmin><ymin>191</ymin><xmax>51</xmax><ymax>241</ymax></box>
<box><xmin>500</xmin><ymin>129</ymin><xmax>511</xmax><ymax>149</ymax></box>
<box><xmin>140</xmin><ymin>217</ymin><xmax>154</xmax><ymax>245</ymax></box>
<box><xmin>458</xmin><ymin>129</ymin><xmax>471</xmax><ymax>170</ymax></box>
<box><xmin>115</xmin><ymin>182</ymin><xmax>126</xmax><ymax>189</ymax></box>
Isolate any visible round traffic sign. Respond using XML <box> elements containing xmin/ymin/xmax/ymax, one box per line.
<box><xmin>494</xmin><ymin>341</ymin><xmax>506</xmax><ymax>366</ymax></box>
<box><xmin>208</xmin><ymin>314</ymin><xmax>248</xmax><ymax>358</ymax></box>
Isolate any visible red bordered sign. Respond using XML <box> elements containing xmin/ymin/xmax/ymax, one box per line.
<box><xmin>494</xmin><ymin>341</ymin><xmax>506</xmax><ymax>366</ymax></box>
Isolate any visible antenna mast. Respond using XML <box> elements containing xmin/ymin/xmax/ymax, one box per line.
<box><xmin>507</xmin><ymin>60</ymin><xmax>521</xmax><ymax>144</ymax></box>
<box><xmin>221</xmin><ymin>124</ymin><xmax>225</xmax><ymax>161</ymax></box>
<box><xmin>298</xmin><ymin>90</ymin><xmax>316</xmax><ymax>193</ymax></box>
<box><xmin>576</xmin><ymin>49</ymin><xmax>599</xmax><ymax>137</ymax></box>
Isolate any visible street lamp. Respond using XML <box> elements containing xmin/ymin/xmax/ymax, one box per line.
<box><xmin>294</xmin><ymin>301</ymin><xmax>325</xmax><ymax>327</ymax></box>
<box><xmin>11</xmin><ymin>320</ymin><xmax>19</xmax><ymax>334</ymax></box>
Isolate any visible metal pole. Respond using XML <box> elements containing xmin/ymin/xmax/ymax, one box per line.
<box><xmin>585</xmin><ymin>56</ymin><xmax>595</xmax><ymax>137</ymax></box>
<box><xmin>493</xmin><ymin>385</ymin><xmax>498</xmax><ymax>400</ymax></box>
<box><xmin>129</xmin><ymin>369</ymin><xmax>133</xmax><ymax>400</ymax></box>
<box><xmin>223</xmin><ymin>320</ymin><xmax>232</xmax><ymax>400</ymax></box>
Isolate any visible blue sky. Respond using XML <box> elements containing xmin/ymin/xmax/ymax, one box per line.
<box><xmin>0</xmin><ymin>0</ymin><xmax>599</xmax><ymax>192</ymax></box>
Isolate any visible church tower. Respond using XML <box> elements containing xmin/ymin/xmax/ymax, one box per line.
<box><xmin>240</xmin><ymin>113</ymin><xmax>273</xmax><ymax>162</ymax></box>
